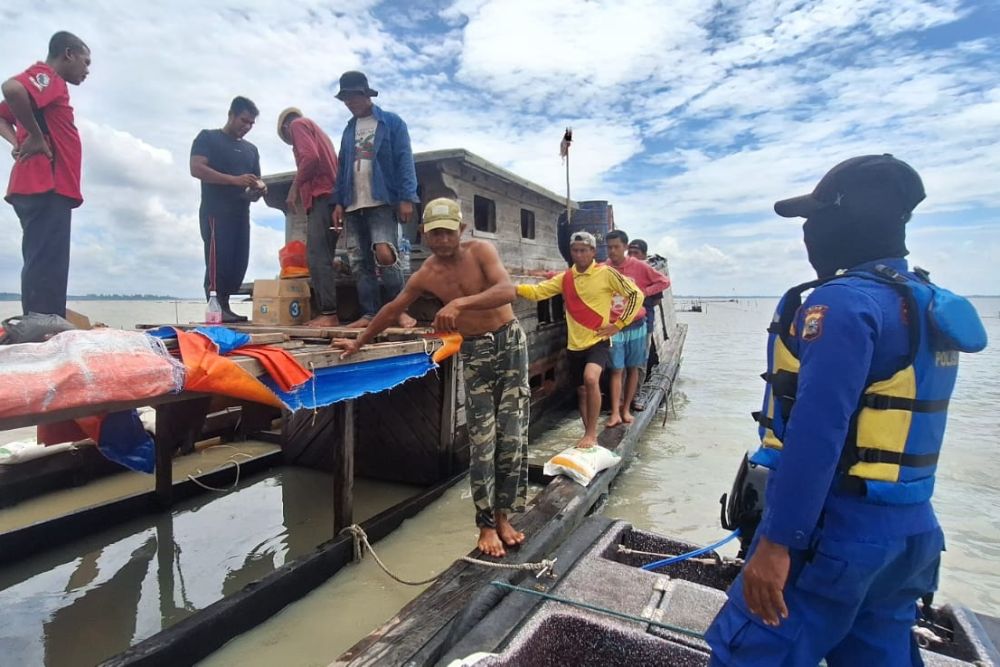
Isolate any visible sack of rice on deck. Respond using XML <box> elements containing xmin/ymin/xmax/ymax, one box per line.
<box><xmin>543</xmin><ymin>445</ymin><xmax>621</xmax><ymax>486</ymax></box>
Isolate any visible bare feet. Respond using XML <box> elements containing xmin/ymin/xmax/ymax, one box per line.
<box><xmin>576</xmin><ymin>434</ymin><xmax>597</xmax><ymax>449</ymax></box>
<box><xmin>606</xmin><ymin>415</ymin><xmax>623</xmax><ymax>428</ymax></box>
<box><xmin>478</xmin><ymin>527</ymin><xmax>505</xmax><ymax>558</ymax></box>
<box><xmin>622</xmin><ymin>411</ymin><xmax>635</xmax><ymax>424</ymax></box>
<box><xmin>496</xmin><ymin>513</ymin><xmax>525</xmax><ymax>547</ymax></box>
<box><xmin>306</xmin><ymin>314</ymin><xmax>340</xmax><ymax>328</ymax></box>
<box><xmin>345</xmin><ymin>317</ymin><xmax>372</xmax><ymax>329</ymax></box>
<box><xmin>397</xmin><ymin>312</ymin><xmax>417</xmax><ymax>328</ymax></box>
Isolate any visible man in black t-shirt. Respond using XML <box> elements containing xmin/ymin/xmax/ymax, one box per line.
<box><xmin>189</xmin><ymin>96</ymin><xmax>264</xmax><ymax>322</ymax></box>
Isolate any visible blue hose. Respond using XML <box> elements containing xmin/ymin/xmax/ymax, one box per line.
<box><xmin>640</xmin><ymin>528</ymin><xmax>741</xmax><ymax>571</ymax></box>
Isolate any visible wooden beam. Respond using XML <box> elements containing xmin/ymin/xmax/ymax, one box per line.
<box><xmin>137</xmin><ymin>323</ymin><xmax>433</xmax><ymax>341</ymax></box>
<box><xmin>227</xmin><ymin>339</ymin><xmax>444</xmax><ymax>377</ymax></box>
<box><xmin>332</xmin><ymin>400</ymin><xmax>355</xmax><ymax>536</ymax></box>
<box><xmin>437</xmin><ymin>354</ymin><xmax>458</xmax><ymax>478</ymax></box>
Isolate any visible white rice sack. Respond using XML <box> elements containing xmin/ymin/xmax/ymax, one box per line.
<box><xmin>445</xmin><ymin>653</ymin><xmax>497</xmax><ymax>667</ymax></box>
<box><xmin>0</xmin><ymin>440</ymin><xmax>76</xmax><ymax>465</ymax></box>
<box><xmin>543</xmin><ymin>445</ymin><xmax>621</xmax><ymax>486</ymax></box>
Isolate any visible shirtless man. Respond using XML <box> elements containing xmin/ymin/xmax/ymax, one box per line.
<box><xmin>334</xmin><ymin>197</ymin><xmax>529</xmax><ymax>558</ymax></box>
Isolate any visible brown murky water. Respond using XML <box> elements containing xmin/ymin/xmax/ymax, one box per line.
<box><xmin>0</xmin><ymin>462</ymin><xmax>422</xmax><ymax>666</ymax></box>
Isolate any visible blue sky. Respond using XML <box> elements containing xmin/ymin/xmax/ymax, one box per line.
<box><xmin>1</xmin><ymin>0</ymin><xmax>997</xmax><ymax>297</ymax></box>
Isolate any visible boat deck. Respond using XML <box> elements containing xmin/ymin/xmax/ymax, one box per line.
<box><xmin>438</xmin><ymin>518</ymin><xmax>998</xmax><ymax>666</ymax></box>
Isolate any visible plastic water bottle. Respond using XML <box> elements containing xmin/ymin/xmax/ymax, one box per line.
<box><xmin>205</xmin><ymin>291</ymin><xmax>223</xmax><ymax>324</ymax></box>
<box><xmin>399</xmin><ymin>235</ymin><xmax>412</xmax><ymax>276</ymax></box>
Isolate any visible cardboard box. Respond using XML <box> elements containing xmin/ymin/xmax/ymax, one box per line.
<box><xmin>253</xmin><ymin>278</ymin><xmax>311</xmax><ymax>325</ymax></box>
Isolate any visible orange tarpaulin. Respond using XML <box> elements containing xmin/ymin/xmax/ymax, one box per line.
<box><xmin>430</xmin><ymin>332</ymin><xmax>463</xmax><ymax>363</ymax></box>
<box><xmin>230</xmin><ymin>345</ymin><xmax>312</xmax><ymax>392</ymax></box>
<box><xmin>174</xmin><ymin>329</ymin><xmax>286</xmax><ymax>408</ymax></box>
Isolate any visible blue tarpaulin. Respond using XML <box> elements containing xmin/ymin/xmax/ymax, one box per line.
<box><xmin>145</xmin><ymin>326</ymin><xmax>251</xmax><ymax>355</ymax></box>
<box><xmin>263</xmin><ymin>352</ymin><xmax>438</xmax><ymax>410</ymax></box>
<box><xmin>98</xmin><ymin>409</ymin><xmax>156</xmax><ymax>473</ymax></box>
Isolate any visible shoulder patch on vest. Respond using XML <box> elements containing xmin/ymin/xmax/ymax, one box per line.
<box><xmin>802</xmin><ymin>305</ymin><xmax>828</xmax><ymax>342</ymax></box>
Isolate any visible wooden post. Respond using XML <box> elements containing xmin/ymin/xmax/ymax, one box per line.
<box><xmin>153</xmin><ymin>396</ymin><xmax>212</xmax><ymax>510</ymax></box>
<box><xmin>154</xmin><ymin>408</ymin><xmax>174</xmax><ymax>509</ymax></box>
<box><xmin>333</xmin><ymin>400</ymin><xmax>356</xmax><ymax>535</ymax></box>
<box><xmin>438</xmin><ymin>354</ymin><xmax>458</xmax><ymax>478</ymax></box>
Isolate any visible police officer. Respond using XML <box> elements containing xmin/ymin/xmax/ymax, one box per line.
<box><xmin>706</xmin><ymin>155</ymin><xmax>987</xmax><ymax>666</ymax></box>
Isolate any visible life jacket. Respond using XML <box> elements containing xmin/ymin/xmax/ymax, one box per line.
<box><xmin>750</xmin><ymin>264</ymin><xmax>987</xmax><ymax>505</ymax></box>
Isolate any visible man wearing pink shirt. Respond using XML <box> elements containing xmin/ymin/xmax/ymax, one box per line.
<box><xmin>604</xmin><ymin>230</ymin><xmax>670</xmax><ymax>425</ymax></box>
<box><xmin>278</xmin><ymin>107</ymin><xmax>341</xmax><ymax>327</ymax></box>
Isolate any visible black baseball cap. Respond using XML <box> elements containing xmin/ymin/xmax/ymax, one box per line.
<box><xmin>627</xmin><ymin>239</ymin><xmax>648</xmax><ymax>254</ymax></box>
<box><xmin>774</xmin><ymin>154</ymin><xmax>926</xmax><ymax>221</ymax></box>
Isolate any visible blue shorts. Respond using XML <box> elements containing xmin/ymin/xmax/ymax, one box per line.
<box><xmin>608</xmin><ymin>322</ymin><xmax>647</xmax><ymax>369</ymax></box>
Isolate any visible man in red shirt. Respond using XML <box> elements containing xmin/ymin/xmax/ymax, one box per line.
<box><xmin>278</xmin><ymin>107</ymin><xmax>341</xmax><ymax>327</ymax></box>
<box><xmin>0</xmin><ymin>31</ymin><xmax>90</xmax><ymax>318</ymax></box>
<box><xmin>604</xmin><ymin>229</ymin><xmax>670</xmax><ymax>426</ymax></box>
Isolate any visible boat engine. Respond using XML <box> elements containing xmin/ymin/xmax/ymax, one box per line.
<box><xmin>719</xmin><ymin>452</ymin><xmax>769</xmax><ymax>558</ymax></box>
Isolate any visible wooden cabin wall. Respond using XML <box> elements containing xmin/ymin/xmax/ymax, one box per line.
<box><xmin>418</xmin><ymin>159</ymin><xmax>567</xmax><ymax>275</ymax></box>
<box><xmin>355</xmin><ymin>364</ymin><xmax>471</xmax><ymax>486</ymax></box>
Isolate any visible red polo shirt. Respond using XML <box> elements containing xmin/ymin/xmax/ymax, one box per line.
<box><xmin>605</xmin><ymin>256</ymin><xmax>671</xmax><ymax>296</ymax></box>
<box><xmin>289</xmin><ymin>117</ymin><xmax>338</xmax><ymax>212</ymax></box>
<box><xmin>0</xmin><ymin>62</ymin><xmax>83</xmax><ymax>206</ymax></box>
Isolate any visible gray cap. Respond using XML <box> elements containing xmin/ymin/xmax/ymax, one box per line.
<box><xmin>569</xmin><ymin>231</ymin><xmax>597</xmax><ymax>249</ymax></box>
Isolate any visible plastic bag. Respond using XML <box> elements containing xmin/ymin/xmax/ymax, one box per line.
<box><xmin>0</xmin><ymin>329</ymin><xmax>185</xmax><ymax>421</ymax></box>
<box><xmin>279</xmin><ymin>240</ymin><xmax>309</xmax><ymax>279</ymax></box>
<box><xmin>543</xmin><ymin>444</ymin><xmax>621</xmax><ymax>486</ymax></box>
<box><xmin>0</xmin><ymin>440</ymin><xmax>76</xmax><ymax>465</ymax></box>
<box><xmin>1</xmin><ymin>313</ymin><xmax>75</xmax><ymax>344</ymax></box>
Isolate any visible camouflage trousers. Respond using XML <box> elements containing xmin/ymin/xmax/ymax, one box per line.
<box><xmin>460</xmin><ymin>319</ymin><xmax>530</xmax><ymax>529</ymax></box>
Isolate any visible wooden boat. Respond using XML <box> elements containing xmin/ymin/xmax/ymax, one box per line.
<box><xmin>0</xmin><ymin>148</ymin><xmax>686</xmax><ymax>666</ymax></box>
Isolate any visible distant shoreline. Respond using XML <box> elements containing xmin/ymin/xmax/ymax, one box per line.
<box><xmin>0</xmin><ymin>293</ymin><xmax>187</xmax><ymax>301</ymax></box>
<box><xmin>2</xmin><ymin>293</ymin><xmax>997</xmax><ymax>302</ymax></box>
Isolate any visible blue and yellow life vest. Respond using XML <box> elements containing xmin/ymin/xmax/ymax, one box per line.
<box><xmin>750</xmin><ymin>265</ymin><xmax>986</xmax><ymax>505</ymax></box>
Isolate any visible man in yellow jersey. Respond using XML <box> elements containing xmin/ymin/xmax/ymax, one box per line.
<box><xmin>516</xmin><ymin>231</ymin><xmax>643</xmax><ymax>448</ymax></box>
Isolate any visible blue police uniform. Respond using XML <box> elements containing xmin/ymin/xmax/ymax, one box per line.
<box><xmin>706</xmin><ymin>257</ymin><xmax>986</xmax><ymax>666</ymax></box>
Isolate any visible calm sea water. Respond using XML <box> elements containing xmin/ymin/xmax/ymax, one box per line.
<box><xmin>0</xmin><ymin>297</ymin><xmax>996</xmax><ymax>665</ymax></box>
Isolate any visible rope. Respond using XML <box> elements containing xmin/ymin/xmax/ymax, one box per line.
<box><xmin>340</xmin><ymin>524</ymin><xmax>558</xmax><ymax>587</ymax></box>
<box><xmin>184</xmin><ymin>447</ymin><xmax>254</xmax><ymax>492</ymax></box>
<box><xmin>187</xmin><ymin>460</ymin><xmax>241</xmax><ymax>492</ymax></box>
<box><xmin>489</xmin><ymin>581</ymin><xmax>705</xmax><ymax>641</ymax></box>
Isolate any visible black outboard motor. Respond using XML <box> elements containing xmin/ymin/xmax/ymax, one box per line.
<box><xmin>719</xmin><ymin>452</ymin><xmax>769</xmax><ymax>559</ymax></box>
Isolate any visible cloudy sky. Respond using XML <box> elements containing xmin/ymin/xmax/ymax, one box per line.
<box><xmin>1</xmin><ymin>0</ymin><xmax>997</xmax><ymax>297</ymax></box>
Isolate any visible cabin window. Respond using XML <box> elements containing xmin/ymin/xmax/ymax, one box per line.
<box><xmin>537</xmin><ymin>301</ymin><xmax>551</xmax><ymax>325</ymax></box>
<box><xmin>474</xmin><ymin>195</ymin><xmax>496</xmax><ymax>233</ymax></box>
<box><xmin>537</xmin><ymin>294</ymin><xmax>565</xmax><ymax>325</ymax></box>
<box><xmin>520</xmin><ymin>208</ymin><xmax>535</xmax><ymax>239</ymax></box>
<box><xmin>551</xmin><ymin>295</ymin><xmax>565</xmax><ymax>322</ymax></box>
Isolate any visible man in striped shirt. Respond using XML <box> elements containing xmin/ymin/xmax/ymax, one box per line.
<box><xmin>516</xmin><ymin>231</ymin><xmax>643</xmax><ymax>448</ymax></box>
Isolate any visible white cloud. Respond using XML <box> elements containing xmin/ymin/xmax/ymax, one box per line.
<box><xmin>0</xmin><ymin>0</ymin><xmax>996</xmax><ymax>298</ymax></box>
